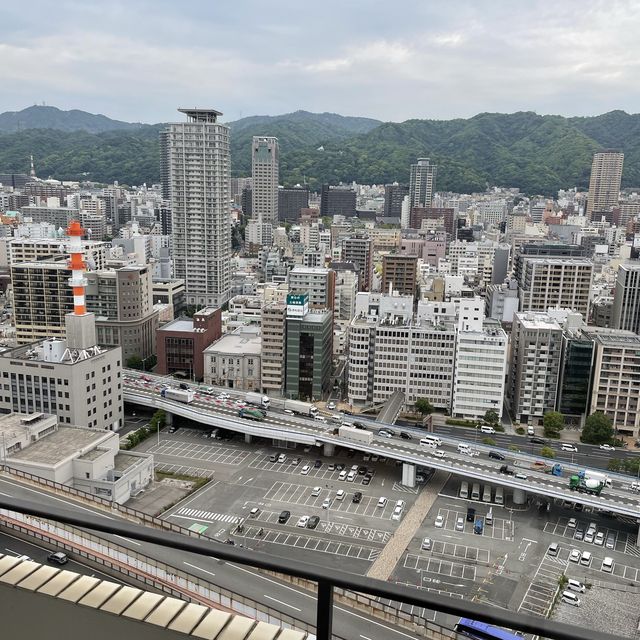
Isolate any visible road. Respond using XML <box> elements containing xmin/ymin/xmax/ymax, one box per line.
<box><xmin>0</xmin><ymin>474</ymin><xmax>418</xmax><ymax>640</ymax></box>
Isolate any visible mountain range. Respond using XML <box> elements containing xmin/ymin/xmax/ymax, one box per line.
<box><xmin>0</xmin><ymin>105</ymin><xmax>639</xmax><ymax>195</ymax></box>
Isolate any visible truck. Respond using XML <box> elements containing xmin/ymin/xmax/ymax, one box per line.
<box><xmin>283</xmin><ymin>399</ymin><xmax>318</xmax><ymax>416</ymax></box>
<box><xmin>543</xmin><ymin>463</ymin><xmax>563</xmax><ymax>476</ymax></box>
<box><xmin>238</xmin><ymin>408</ymin><xmax>265</xmax><ymax>421</ymax></box>
<box><xmin>579</xmin><ymin>469</ymin><xmax>612</xmax><ymax>488</ymax></box>
<box><xmin>338</xmin><ymin>425</ymin><xmax>373</xmax><ymax>445</ymax></box>
<box><xmin>569</xmin><ymin>475</ymin><xmax>604</xmax><ymax>495</ymax></box>
<box><xmin>246</xmin><ymin>392</ymin><xmax>270</xmax><ymax>410</ymax></box>
<box><xmin>160</xmin><ymin>388</ymin><xmax>195</xmax><ymax>403</ymax></box>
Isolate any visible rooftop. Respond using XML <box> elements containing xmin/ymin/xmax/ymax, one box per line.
<box><xmin>8</xmin><ymin>427</ymin><xmax>111</xmax><ymax>466</ymax></box>
<box><xmin>0</xmin><ymin>412</ymin><xmax>57</xmax><ymax>440</ymax></box>
<box><xmin>204</xmin><ymin>330</ymin><xmax>261</xmax><ymax>356</ymax></box>
<box><xmin>158</xmin><ymin>318</ymin><xmax>194</xmax><ymax>333</ymax></box>
<box><xmin>582</xmin><ymin>327</ymin><xmax>640</xmax><ymax>346</ymax></box>
<box><xmin>515</xmin><ymin>312</ymin><xmax>562</xmax><ymax>330</ymax></box>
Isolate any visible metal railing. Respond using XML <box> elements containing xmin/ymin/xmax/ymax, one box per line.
<box><xmin>0</xmin><ymin>494</ymin><xmax>619</xmax><ymax>640</ymax></box>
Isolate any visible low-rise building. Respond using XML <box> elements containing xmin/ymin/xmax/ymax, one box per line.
<box><xmin>203</xmin><ymin>327</ymin><xmax>261</xmax><ymax>391</ymax></box>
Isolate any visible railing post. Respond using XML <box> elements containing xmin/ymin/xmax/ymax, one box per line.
<box><xmin>316</xmin><ymin>579</ymin><xmax>334</xmax><ymax>640</ymax></box>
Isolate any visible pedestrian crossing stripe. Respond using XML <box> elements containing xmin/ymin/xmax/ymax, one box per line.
<box><xmin>176</xmin><ymin>507</ymin><xmax>240</xmax><ymax>523</ymax></box>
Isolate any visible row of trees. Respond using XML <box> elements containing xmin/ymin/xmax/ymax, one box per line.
<box><xmin>122</xmin><ymin>410</ymin><xmax>166</xmax><ymax>450</ymax></box>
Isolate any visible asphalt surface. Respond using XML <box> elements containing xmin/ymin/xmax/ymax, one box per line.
<box><xmin>0</xmin><ymin>474</ymin><xmax>418</xmax><ymax>640</ymax></box>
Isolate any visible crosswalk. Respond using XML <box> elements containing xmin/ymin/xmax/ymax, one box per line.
<box><xmin>392</xmin><ymin>482</ymin><xmax>419</xmax><ymax>494</ymax></box>
<box><xmin>173</xmin><ymin>507</ymin><xmax>240</xmax><ymax>524</ymax></box>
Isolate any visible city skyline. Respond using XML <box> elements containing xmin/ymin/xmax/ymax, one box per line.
<box><xmin>2</xmin><ymin>1</ymin><xmax>640</xmax><ymax>123</ymax></box>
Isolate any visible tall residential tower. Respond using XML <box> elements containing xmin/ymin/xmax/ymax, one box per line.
<box><xmin>409</xmin><ymin>158</ymin><xmax>436</xmax><ymax>209</ymax></box>
<box><xmin>586</xmin><ymin>150</ymin><xmax>624</xmax><ymax>220</ymax></box>
<box><xmin>251</xmin><ymin>136</ymin><xmax>279</xmax><ymax>245</ymax></box>
<box><xmin>162</xmin><ymin>108</ymin><xmax>231</xmax><ymax>307</ymax></box>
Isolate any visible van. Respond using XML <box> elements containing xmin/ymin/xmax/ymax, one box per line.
<box><xmin>482</xmin><ymin>485</ymin><xmax>492</xmax><ymax>502</ymax></box>
<box><xmin>377</xmin><ymin>497</ymin><xmax>387</xmax><ymax>508</ymax></box>
<box><xmin>480</xmin><ymin>425</ymin><xmax>495</xmax><ymax>434</ymax></box>
<box><xmin>459</xmin><ymin>481</ymin><xmax>469</xmax><ymax>499</ymax></box>
<box><xmin>561</xmin><ymin>591</ymin><xmax>581</xmax><ymax>607</ymax></box>
<box><xmin>561</xmin><ymin>443</ymin><xmax>578</xmax><ymax>452</ymax></box>
<box><xmin>457</xmin><ymin>443</ymin><xmax>471</xmax><ymax>454</ymax></box>
<box><xmin>494</xmin><ymin>486</ymin><xmax>504</xmax><ymax>505</ymax></box>
<box><xmin>547</xmin><ymin>542</ymin><xmax>560</xmax><ymax>557</ymax></box>
<box><xmin>420</xmin><ymin>435</ymin><xmax>442</xmax><ymax>447</ymax></box>
<box><xmin>471</xmin><ymin>482</ymin><xmax>480</xmax><ymax>501</ymax></box>
<box><xmin>566</xmin><ymin>579</ymin><xmax>585</xmax><ymax>593</ymax></box>
<box><xmin>580</xmin><ymin>551</ymin><xmax>592</xmax><ymax>567</ymax></box>
<box><xmin>527</xmin><ymin>425</ymin><xmax>535</xmax><ymax>436</ymax></box>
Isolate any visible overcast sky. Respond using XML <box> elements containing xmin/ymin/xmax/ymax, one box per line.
<box><xmin>1</xmin><ymin>0</ymin><xmax>639</xmax><ymax>124</ymax></box>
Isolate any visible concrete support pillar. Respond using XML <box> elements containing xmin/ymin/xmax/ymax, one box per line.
<box><xmin>245</xmin><ymin>433</ymin><xmax>252</xmax><ymax>444</ymax></box>
<box><xmin>512</xmin><ymin>488</ymin><xmax>526</xmax><ymax>505</ymax></box>
<box><xmin>165</xmin><ymin>412</ymin><xmax>173</xmax><ymax>426</ymax></box>
<box><xmin>402</xmin><ymin>463</ymin><xmax>416</xmax><ymax>488</ymax></box>
<box><xmin>323</xmin><ymin>443</ymin><xmax>335</xmax><ymax>457</ymax></box>
<box><xmin>636</xmin><ymin>522</ymin><xmax>640</xmax><ymax>547</ymax></box>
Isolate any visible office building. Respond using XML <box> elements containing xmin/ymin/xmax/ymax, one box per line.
<box><xmin>284</xmin><ymin>294</ymin><xmax>332</xmax><ymax>401</ymax></box>
<box><xmin>518</xmin><ymin>257</ymin><xmax>593</xmax><ymax>318</ymax></box>
<box><xmin>278</xmin><ymin>186</ymin><xmax>309</xmax><ymax>222</ymax></box>
<box><xmin>452</xmin><ymin>300</ymin><xmax>508</xmax><ymax>420</ymax></box>
<box><xmin>9</xmin><ymin>237</ymin><xmax>108</xmax><ymax>268</ymax></box>
<box><xmin>508</xmin><ymin>313</ymin><xmax>563</xmax><ymax>425</ymax></box>
<box><xmin>513</xmin><ymin>242</ymin><xmax>585</xmax><ymax>284</ymax></box>
<box><xmin>162</xmin><ymin>108</ymin><xmax>231</xmax><ymax>307</ymax></box>
<box><xmin>583</xmin><ymin>327</ymin><xmax>640</xmax><ymax>437</ymax></box>
<box><xmin>409</xmin><ymin>207</ymin><xmax>455</xmax><ymax>236</ymax></box>
<box><xmin>586</xmin><ymin>151</ymin><xmax>624</xmax><ymax>220</ymax></box>
<box><xmin>557</xmin><ymin>329</ymin><xmax>594</xmax><ymax>425</ymax></box>
<box><xmin>409</xmin><ymin>158</ymin><xmax>436</xmax><ymax>208</ymax></box>
<box><xmin>251</xmin><ymin>136</ymin><xmax>279</xmax><ymax>244</ymax></box>
<box><xmin>320</xmin><ymin>185</ymin><xmax>356</xmax><ymax>218</ymax></box>
<box><xmin>611</xmin><ymin>262</ymin><xmax>640</xmax><ymax>334</ymax></box>
<box><xmin>288</xmin><ymin>267</ymin><xmax>335</xmax><ymax>310</ymax></box>
<box><xmin>384</xmin><ymin>184</ymin><xmax>409</xmax><ymax>218</ymax></box>
<box><xmin>381</xmin><ymin>254</ymin><xmax>417</xmax><ymax>296</ymax></box>
<box><xmin>485</xmin><ymin>280</ymin><xmax>519</xmax><ymax>324</ymax></box>
<box><xmin>331</xmin><ymin>262</ymin><xmax>359</xmax><ymax>322</ymax></box>
<box><xmin>260</xmin><ymin>303</ymin><xmax>287</xmax><ymax>394</ymax></box>
<box><xmin>203</xmin><ymin>326</ymin><xmax>261</xmax><ymax>391</ymax></box>
<box><xmin>342</xmin><ymin>235</ymin><xmax>373</xmax><ymax>292</ymax></box>
<box><xmin>156</xmin><ymin>307</ymin><xmax>222</xmax><ymax>380</ymax></box>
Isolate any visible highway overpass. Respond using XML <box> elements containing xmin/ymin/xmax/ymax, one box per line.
<box><xmin>123</xmin><ymin>372</ymin><xmax>640</xmax><ymax>520</ymax></box>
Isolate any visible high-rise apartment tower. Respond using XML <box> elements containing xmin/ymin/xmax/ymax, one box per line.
<box><xmin>409</xmin><ymin>158</ymin><xmax>436</xmax><ymax>209</ymax></box>
<box><xmin>586</xmin><ymin>151</ymin><xmax>624</xmax><ymax>220</ymax></box>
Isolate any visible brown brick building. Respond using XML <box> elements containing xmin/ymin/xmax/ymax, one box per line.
<box><xmin>382</xmin><ymin>254</ymin><xmax>418</xmax><ymax>296</ymax></box>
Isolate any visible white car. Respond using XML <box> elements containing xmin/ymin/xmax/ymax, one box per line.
<box><xmin>335</xmin><ymin>489</ymin><xmax>345</xmax><ymax>500</ymax></box>
<box><xmin>297</xmin><ymin>516</ymin><xmax>309</xmax><ymax>528</ymax></box>
<box><xmin>311</xmin><ymin>486</ymin><xmax>322</xmax><ymax>497</ymax></box>
<box><xmin>338</xmin><ymin>470</ymin><xmax>348</xmax><ymax>480</ymax></box>
<box><xmin>218</xmin><ymin>393</ymin><xmax>230</xmax><ymax>400</ymax></box>
<box><xmin>314</xmin><ymin>415</ymin><xmax>327</xmax><ymax>423</ymax></box>
<box><xmin>249</xmin><ymin>507</ymin><xmax>260</xmax><ymax>518</ymax></box>
<box><xmin>599</xmin><ymin>444</ymin><xmax>615</xmax><ymax>451</ymax></box>
<box><xmin>455</xmin><ymin>517</ymin><xmax>465</xmax><ymax>531</ymax></box>
<box><xmin>567</xmin><ymin>518</ymin><xmax>577</xmax><ymax>528</ymax></box>
<box><xmin>235</xmin><ymin>400</ymin><xmax>246</xmax><ymax>407</ymax></box>
<box><xmin>594</xmin><ymin>531</ymin><xmax>605</xmax><ymax>546</ymax></box>
<box><xmin>377</xmin><ymin>430</ymin><xmax>393</xmax><ymax>439</ymax></box>
<box><xmin>432</xmin><ymin>449</ymin><xmax>446</xmax><ymax>458</ymax></box>
<box><xmin>322</xmin><ymin>498</ymin><xmax>331</xmax><ymax>509</ymax></box>
<box><xmin>569</xmin><ymin>549</ymin><xmax>581</xmax><ymax>563</ymax></box>
<box><xmin>515</xmin><ymin>472</ymin><xmax>528</xmax><ymax>480</ymax></box>
<box><xmin>346</xmin><ymin>471</ymin><xmax>356</xmax><ymax>482</ymax></box>
<box><xmin>327</xmin><ymin>401</ymin><xmax>336</xmax><ymax>410</ymax></box>
<box><xmin>435</xmin><ymin>514</ymin><xmax>444</xmax><ymax>528</ymax></box>
<box><xmin>301</xmin><ymin>465</ymin><xmax>311</xmax><ymax>475</ymax></box>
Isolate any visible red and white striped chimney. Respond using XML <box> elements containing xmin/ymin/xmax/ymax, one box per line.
<box><xmin>67</xmin><ymin>220</ymin><xmax>87</xmax><ymax>315</ymax></box>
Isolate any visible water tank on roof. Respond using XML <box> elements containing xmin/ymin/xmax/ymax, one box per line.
<box><xmin>42</xmin><ymin>339</ymin><xmax>66</xmax><ymax>363</ymax></box>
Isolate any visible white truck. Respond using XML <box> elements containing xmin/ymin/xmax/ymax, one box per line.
<box><xmin>283</xmin><ymin>399</ymin><xmax>318</xmax><ymax>416</ymax></box>
<box><xmin>161</xmin><ymin>388</ymin><xmax>195</xmax><ymax>403</ymax></box>
<box><xmin>338</xmin><ymin>425</ymin><xmax>373</xmax><ymax>445</ymax></box>
<box><xmin>245</xmin><ymin>392</ymin><xmax>270</xmax><ymax>409</ymax></box>
<box><xmin>580</xmin><ymin>469</ymin><xmax>612</xmax><ymax>488</ymax></box>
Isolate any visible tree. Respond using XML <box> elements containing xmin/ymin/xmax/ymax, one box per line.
<box><xmin>126</xmin><ymin>355</ymin><xmax>143</xmax><ymax>370</ymax></box>
<box><xmin>415</xmin><ymin>398</ymin><xmax>434</xmax><ymax>416</ymax></box>
<box><xmin>543</xmin><ymin>411</ymin><xmax>565</xmax><ymax>439</ymax></box>
<box><xmin>540</xmin><ymin>446</ymin><xmax>555</xmax><ymax>459</ymax></box>
<box><xmin>482</xmin><ymin>437</ymin><xmax>497</xmax><ymax>446</ymax></box>
<box><xmin>483</xmin><ymin>409</ymin><xmax>499</xmax><ymax>425</ymax></box>
<box><xmin>581</xmin><ymin>412</ymin><xmax>614</xmax><ymax>445</ymax></box>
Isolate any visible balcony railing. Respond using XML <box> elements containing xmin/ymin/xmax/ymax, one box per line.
<box><xmin>0</xmin><ymin>494</ymin><xmax>619</xmax><ymax>640</ymax></box>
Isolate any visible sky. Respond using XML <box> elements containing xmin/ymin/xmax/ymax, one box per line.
<box><xmin>1</xmin><ymin>0</ymin><xmax>639</xmax><ymax>124</ymax></box>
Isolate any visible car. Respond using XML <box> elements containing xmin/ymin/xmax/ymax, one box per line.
<box><xmin>218</xmin><ymin>392</ymin><xmax>230</xmax><ymax>400</ymax></box>
<box><xmin>338</xmin><ymin>470</ymin><xmax>348</xmax><ymax>481</ymax></box>
<box><xmin>488</xmin><ymin>450</ymin><xmax>505</xmax><ymax>460</ymax></box>
<box><xmin>291</xmin><ymin>457</ymin><xmax>301</xmax><ymax>466</ymax></box>
<box><xmin>362</xmin><ymin>476</ymin><xmax>371</xmax><ymax>485</ymax></box>
<box><xmin>391</xmin><ymin>505</ymin><xmax>404</xmax><ymax>521</ymax></box>
<box><xmin>314</xmin><ymin>415</ymin><xmax>327</xmax><ymax>423</ymax></box>
<box><xmin>606</xmin><ymin>533</ymin><xmax>616</xmax><ymax>549</ymax></box>
<box><xmin>327</xmin><ymin>463</ymin><xmax>335</xmax><ymax>471</ymax></box>
<box><xmin>500</xmin><ymin>465</ymin><xmax>514</xmax><ymax>475</ymax></box>
<box><xmin>415</xmin><ymin>474</ymin><xmax>427</xmax><ymax>484</ymax></box>
<box><xmin>314</xmin><ymin>459</ymin><xmax>322</xmax><ymax>468</ymax></box>
<box><xmin>432</xmin><ymin>449</ymin><xmax>446</xmax><ymax>458</ymax></box>
<box><xmin>377</xmin><ymin>429</ymin><xmax>393</xmax><ymax>439</ymax></box>
<box><xmin>421</xmin><ymin>537</ymin><xmax>432</xmax><ymax>551</ymax></box>
<box><xmin>249</xmin><ymin>507</ymin><xmax>260</xmax><ymax>518</ymax></box>
<box><xmin>336</xmin><ymin>463</ymin><xmax>345</xmax><ymax>471</ymax></box>
<box><xmin>235</xmin><ymin>400</ymin><xmax>247</xmax><ymax>407</ymax></box>
<box><xmin>455</xmin><ymin>517</ymin><xmax>465</xmax><ymax>531</ymax></box>
<box><xmin>480</xmin><ymin>425</ymin><xmax>496</xmax><ymax>434</ymax></box>
<box><xmin>602</xmin><ymin>556</ymin><xmax>614</xmax><ymax>572</ymax></box>
<box><xmin>269</xmin><ymin>454</ymin><xmax>278</xmax><ymax>462</ymax></box>
<box><xmin>567</xmin><ymin>579</ymin><xmax>586</xmax><ymax>593</ymax></box>
<box><xmin>347</xmin><ymin>449</ymin><xmax>356</xmax><ymax>458</ymax></box>
<box><xmin>400</xmin><ymin>432</ymin><xmax>412</xmax><ymax>440</ymax></box>
<box><xmin>307</xmin><ymin>515</ymin><xmax>320</xmax><ymax>529</ymax></box>
<box><xmin>547</xmin><ymin>542</ymin><xmax>560</xmax><ymax>557</ymax></box>
<box><xmin>567</xmin><ymin>517</ymin><xmax>577</xmax><ymax>528</ymax></box>
<box><xmin>303</xmin><ymin>446</ymin><xmax>312</xmax><ymax>453</ymax></box>
<box><xmin>277</xmin><ymin>453</ymin><xmax>286</xmax><ymax>463</ymax></box>
<box><xmin>580</xmin><ymin>550</ymin><xmax>592</xmax><ymax>567</ymax></box>
<box><xmin>514</xmin><ymin>472</ymin><xmax>528</xmax><ymax>480</ymax></box>
<box><xmin>599</xmin><ymin>443</ymin><xmax>615</xmax><ymax>450</ymax></box>
<box><xmin>346</xmin><ymin>471</ymin><xmax>356</xmax><ymax>482</ymax></box>
<box><xmin>168</xmin><ymin>426</ymin><xmax>178</xmax><ymax>434</ymax></box>
<box><xmin>352</xmin><ymin>491</ymin><xmax>362</xmax><ymax>503</ymax></box>
<box><xmin>47</xmin><ymin>551</ymin><xmax>68</xmax><ymax>565</ymax></box>
<box><xmin>594</xmin><ymin>531</ymin><xmax>605</xmax><ymax>546</ymax></box>
<box><xmin>354</xmin><ymin>422</ymin><xmax>367</xmax><ymax>430</ymax></box>
<box><xmin>311</xmin><ymin>486</ymin><xmax>322</xmax><ymax>497</ymax></box>
<box><xmin>336</xmin><ymin>489</ymin><xmax>345</xmax><ymax>500</ymax></box>
<box><xmin>327</xmin><ymin>401</ymin><xmax>336</xmax><ymax>410</ymax></box>
<box><xmin>530</xmin><ymin>437</ymin><xmax>547</xmax><ymax>445</ymax></box>
<box><xmin>435</xmin><ymin>514</ymin><xmax>444</xmax><ymax>528</ymax></box>
<box><xmin>322</xmin><ymin>498</ymin><xmax>331</xmax><ymax>509</ymax></box>
<box><xmin>301</xmin><ymin>465</ymin><xmax>311</xmax><ymax>475</ymax></box>
<box><xmin>278</xmin><ymin>510</ymin><xmax>290</xmax><ymax>524</ymax></box>
<box><xmin>569</xmin><ymin>549</ymin><xmax>581</xmax><ymax>563</ymax></box>
<box><xmin>351</xmin><ymin>464</ymin><xmax>359</xmax><ymax>471</ymax></box>
<box><xmin>466</xmin><ymin>507</ymin><xmax>476</xmax><ymax>522</ymax></box>
<box><xmin>561</xmin><ymin>591</ymin><xmax>581</xmax><ymax>607</ymax></box>
<box><xmin>574</xmin><ymin>503</ymin><xmax>584</xmax><ymax>512</ymax></box>
<box><xmin>584</xmin><ymin>529</ymin><xmax>595</xmax><ymax>544</ymax></box>
<box><xmin>363</xmin><ymin>453</ymin><xmax>371</xmax><ymax>462</ymax></box>
<box><xmin>358</xmin><ymin>466</ymin><xmax>367</xmax><ymax>475</ymax></box>
<box><xmin>377</xmin><ymin>497</ymin><xmax>388</xmax><ymax>508</ymax></box>
<box><xmin>574</xmin><ymin>527</ymin><xmax>585</xmax><ymax>540</ymax></box>
<box><xmin>283</xmin><ymin>409</ymin><xmax>294</xmax><ymax>415</ymax></box>
<box><xmin>561</xmin><ymin>443</ymin><xmax>578</xmax><ymax>452</ymax></box>
<box><xmin>297</xmin><ymin>516</ymin><xmax>310</xmax><ymax>528</ymax></box>
<box><xmin>371</xmin><ymin>455</ymin><xmax>379</xmax><ymax>463</ymax></box>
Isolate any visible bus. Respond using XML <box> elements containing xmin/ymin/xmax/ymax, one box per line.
<box><xmin>459</xmin><ymin>481</ymin><xmax>469</xmax><ymax>499</ymax></box>
<box><xmin>455</xmin><ymin>618</ymin><xmax>523</xmax><ymax>640</ymax></box>
<box><xmin>495</xmin><ymin>486</ymin><xmax>504</xmax><ymax>505</ymax></box>
<box><xmin>482</xmin><ymin>484</ymin><xmax>492</xmax><ymax>503</ymax></box>
<box><xmin>471</xmin><ymin>482</ymin><xmax>481</xmax><ymax>501</ymax></box>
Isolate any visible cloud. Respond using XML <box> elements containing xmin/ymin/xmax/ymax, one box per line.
<box><xmin>0</xmin><ymin>0</ymin><xmax>639</xmax><ymax>122</ymax></box>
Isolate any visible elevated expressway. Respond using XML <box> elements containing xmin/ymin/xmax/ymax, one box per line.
<box><xmin>123</xmin><ymin>374</ymin><xmax>640</xmax><ymax>521</ymax></box>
